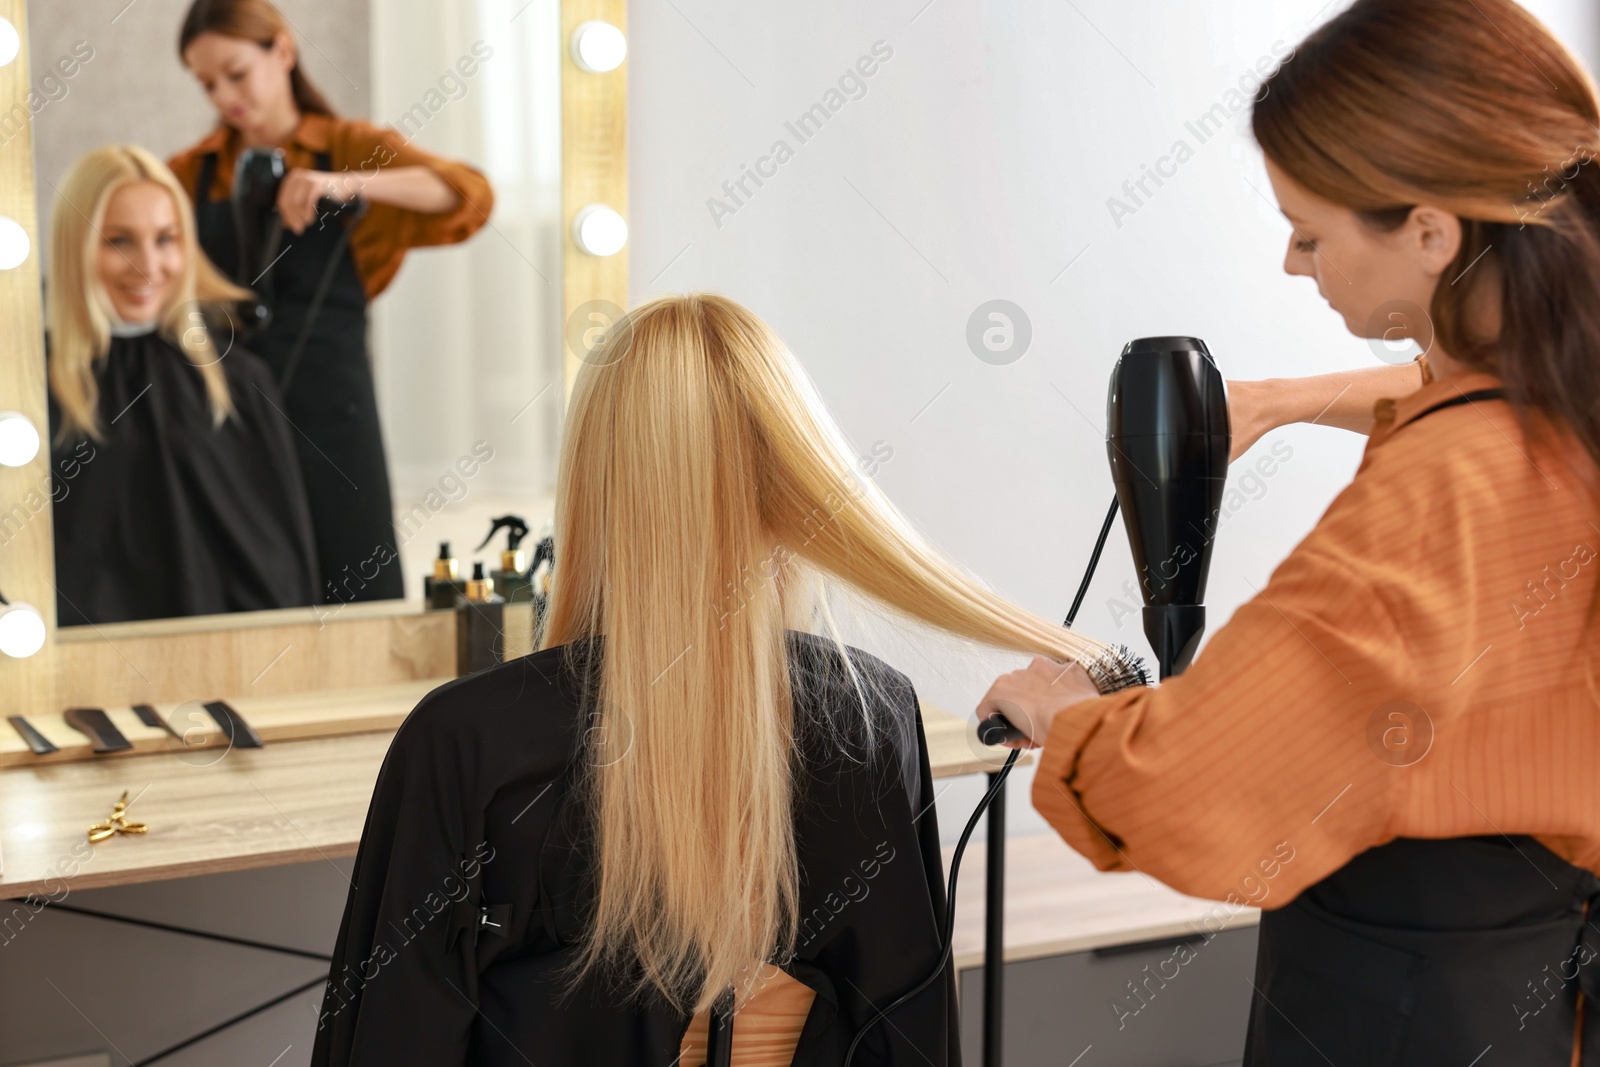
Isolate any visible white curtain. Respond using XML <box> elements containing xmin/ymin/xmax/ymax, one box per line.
<box><xmin>369</xmin><ymin>0</ymin><xmax>562</xmax><ymax>579</ymax></box>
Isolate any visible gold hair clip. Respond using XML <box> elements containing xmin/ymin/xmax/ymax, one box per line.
<box><xmin>87</xmin><ymin>790</ymin><xmax>148</xmax><ymax>843</ymax></box>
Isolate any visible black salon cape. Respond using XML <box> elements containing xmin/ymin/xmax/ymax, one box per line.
<box><xmin>310</xmin><ymin>631</ymin><xmax>960</xmax><ymax>1066</ymax></box>
<box><xmin>49</xmin><ymin>330</ymin><xmax>319</xmax><ymax>625</ymax></box>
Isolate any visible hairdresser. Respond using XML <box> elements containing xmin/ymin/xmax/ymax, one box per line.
<box><xmin>166</xmin><ymin>0</ymin><xmax>494</xmax><ymax>604</ymax></box>
<box><xmin>980</xmin><ymin>1</ymin><xmax>1600</xmax><ymax>1063</ymax></box>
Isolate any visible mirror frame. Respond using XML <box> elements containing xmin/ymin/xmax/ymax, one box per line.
<box><xmin>0</xmin><ymin>0</ymin><xmax>627</xmax><ymax>715</ymax></box>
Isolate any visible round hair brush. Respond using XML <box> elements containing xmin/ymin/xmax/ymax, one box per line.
<box><xmin>975</xmin><ymin>643</ymin><xmax>1151</xmax><ymax>745</ymax></box>
<box><xmin>976</xmin><ymin>492</ymin><xmax>1154</xmax><ymax>746</ymax></box>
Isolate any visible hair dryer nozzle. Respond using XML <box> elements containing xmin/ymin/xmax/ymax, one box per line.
<box><xmin>1106</xmin><ymin>337</ymin><xmax>1230</xmax><ymax>678</ymax></box>
<box><xmin>231</xmin><ymin>147</ymin><xmax>288</xmax><ymax>285</ymax></box>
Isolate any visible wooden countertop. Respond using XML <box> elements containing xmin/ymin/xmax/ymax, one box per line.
<box><xmin>0</xmin><ymin>729</ymin><xmax>393</xmax><ymax>900</ymax></box>
<box><xmin>0</xmin><ymin>686</ymin><xmax>1245</xmax><ymax>965</ymax></box>
<box><xmin>0</xmin><ymin>693</ymin><xmax>1021</xmax><ymax>901</ymax></box>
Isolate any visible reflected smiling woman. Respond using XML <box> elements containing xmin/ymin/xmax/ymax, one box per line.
<box><xmin>47</xmin><ymin>145</ymin><xmax>319</xmax><ymax>626</ymax></box>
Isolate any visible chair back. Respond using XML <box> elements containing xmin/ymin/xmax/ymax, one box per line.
<box><xmin>677</xmin><ymin>965</ymin><xmax>816</xmax><ymax>1066</ymax></box>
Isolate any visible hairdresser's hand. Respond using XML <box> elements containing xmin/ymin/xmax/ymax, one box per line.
<box><xmin>277</xmin><ymin>168</ymin><xmax>360</xmax><ymax>235</ymax></box>
<box><xmin>975</xmin><ymin>657</ymin><xmax>1102</xmax><ymax>750</ymax></box>
<box><xmin>1225</xmin><ymin>379</ymin><xmax>1278</xmax><ymax>463</ymax></box>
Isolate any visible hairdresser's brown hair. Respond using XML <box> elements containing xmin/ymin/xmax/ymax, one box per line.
<box><xmin>1253</xmin><ymin>0</ymin><xmax>1600</xmax><ymax>472</ymax></box>
<box><xmin>178</xmin><ymin>0</ymin><xmax>336</xmax><ymax>118</ymax></box>
<box><xmin>1255</xmin><ymin>0</ymin><xmax>1600</xmax><ymax>700</ymax></box>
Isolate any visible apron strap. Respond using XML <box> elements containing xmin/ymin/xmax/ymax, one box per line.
<box><xmin>195</xmin><ymin>151</ymin><xmax>219</xmax><ymax>208</ymax></box>
<box><xmin>1412</xmin><ymin>387</ymin><xmax>1507</xmax><ymax>422</ymax></box>
<box><xmin>1577</xmin><ymin>888</ymin><xmax>1600</xmax><ymax>1006</ymax></box>
<box><xmin>276</xmin><ymin>149</ymin><xmax>365</xmax><ymax>396</ymax></box>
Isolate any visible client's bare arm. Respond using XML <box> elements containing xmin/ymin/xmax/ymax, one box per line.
<box><xmin>1226</xmin><ymin>361</ymin><xmax>1426</xmax><ymax>461</ymax></box>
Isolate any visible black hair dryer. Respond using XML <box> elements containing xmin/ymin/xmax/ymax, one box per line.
<box><xmin>1106</xmin><ymin>336</ymin><xmax>1231</xmax><ymax>679</ymax></box>
<box><xmin>233</xmin><ymin>147</ymin><xmax>286</xmax><ymax>282</ymax></box>
<box><xmin>229</xmin><ymin>147</ymin><xmax>286</xmax><ymax>336</ymax></box>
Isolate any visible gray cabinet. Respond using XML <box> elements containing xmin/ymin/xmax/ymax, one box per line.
<box><xmin>958</xmin><ymin>926</ymin><xmax>1258</xmax><ymax>1066</ymax></box>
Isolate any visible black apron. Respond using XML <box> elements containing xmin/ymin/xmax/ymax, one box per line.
<box><xmin>192</xmin><ymin>149</ymin><xmax>404</xmax><ymax>605</ymax></box>
<box><xmin>1244</xmin><ymin>388</ymin><xmax>1600</xmax><ymax>1066</ymax></box>
<box><xmin>49</xmin><ymin>331</ymin><xmax>320</xmax><ymax>625</ymax></box>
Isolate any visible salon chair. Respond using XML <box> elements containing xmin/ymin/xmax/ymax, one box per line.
<box><xmin>677</xmin><ymin>966</ymin><xmax>815</xmax><ymax>1066</ymax></box>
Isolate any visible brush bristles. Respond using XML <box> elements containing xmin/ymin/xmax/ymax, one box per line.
<box><xmin>1086</xmin><ymin>644</ymin><xmax>1152</xmax><ymax>694</ymax></box>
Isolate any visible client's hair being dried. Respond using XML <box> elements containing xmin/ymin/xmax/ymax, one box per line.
<box><xmin>540</xmin><ymin>293</ymin><xmax>1112</xmax><ymax>1014</ymax></box>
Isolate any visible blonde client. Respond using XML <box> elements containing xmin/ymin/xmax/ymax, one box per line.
<box><xmin>312</xmin><ymin>294</ymin><xmax>1128</xmax><ymax>1065</ymax></box>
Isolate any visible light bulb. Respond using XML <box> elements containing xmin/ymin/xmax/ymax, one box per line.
<box><xmin>0</xmin><ymin>412</ymin><xmax>40</xmax><ymax>467</ymax></box>
<box><xmin>0</xmin><ymin>217</ymin><xmax>29</xmax><ymax>270</ymax></box>
<box><xmin>571</xmin><ymin>20</ymin><xmax>626</xmax><ymax>73</ymax></box>
<box><xmin>0</xmin><ymin>602</ymin><xmax>46</xmax><ymax>658</ymax></box>
<box><xmin>572</xmin><ymin>204</ymin><xmax>627</xmax><ymax>257</ymax></box>
<box><xmin>0</xmin><ymin>18</ymin><xmax>18</xmax><ymax>68</ymax></box>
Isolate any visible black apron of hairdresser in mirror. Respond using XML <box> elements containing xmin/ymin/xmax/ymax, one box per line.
<box><xmin>192</xmin><ymin>148</ymin><xmax>403</xmax><ymax>605</ymax></box>
<box><xmin>1244</xmin><ymin>391</ymin><xmax>1600</xmax><ymax>1067</ymax></box>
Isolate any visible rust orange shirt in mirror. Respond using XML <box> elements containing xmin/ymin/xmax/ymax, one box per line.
<box><xmin>168</xmin><ymin>112</ymin><xmax>494</xmax><ymax>300</ymax></box>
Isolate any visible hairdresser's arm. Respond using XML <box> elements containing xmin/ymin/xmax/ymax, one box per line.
<box><xmin>1226</xmin><ymin>360</ymin><xmax>1426</xmax><ymax>461</ymax></box>
<box><xmin>280</xmin><ymin>119</ymin><xmax>494</xmax><ymax>242</ymax></box>
<box><xmin>974</xmin><ymin>447</ymin><xmax>1434</xmax><ymax>903</ymax></box>
<box><xmin>976</xmin><ymin>545</ymin><xmax>1409</xmax><ymax>905</ymax></box>
<box><xmin>278</xmin><ymin>167</ymin><xmax>458</xmax><ymax>234</ymax></box>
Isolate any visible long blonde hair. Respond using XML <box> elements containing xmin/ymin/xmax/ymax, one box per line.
<box><xmin>541</xmin><ymin>294</ymin><xmax>1113</xmax><ymax>1013</ymax></box>
<box><xmin>47</xmin><ymin>144</ymin><xmax>252</xmax><ymax>442</ymax></box>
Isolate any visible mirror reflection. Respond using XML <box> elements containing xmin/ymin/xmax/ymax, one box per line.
<box><xmin>28</xmin><ymin>0</ymin><xmax>563</xmax><ymax>627</ymax></box>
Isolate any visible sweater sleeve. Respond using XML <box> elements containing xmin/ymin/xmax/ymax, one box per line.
<box><xmin>1032</xmin><ymin>536</ymin><xmax>1414</xmax><ymax>909</ymax></box>
<box><xmin>335</xmin><ymin>119</ymin><xmax>495</xmax><ymax>297</ymax></box>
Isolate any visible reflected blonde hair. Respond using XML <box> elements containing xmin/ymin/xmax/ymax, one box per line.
<box><xmin>47</xmin><ymin>144</ymin><xmax>251</xmax><ymax>442</ymax></box>
<box><xmin>541</xmin><ymin>293</ymin><xmax>1112</xmax><ymax>1013</ymax></box>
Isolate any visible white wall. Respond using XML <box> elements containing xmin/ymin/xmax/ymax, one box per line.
<box><xmin>626</xmin><ymin>0</ymin><xmax>1600</xmax><ymax>841</ymax></box>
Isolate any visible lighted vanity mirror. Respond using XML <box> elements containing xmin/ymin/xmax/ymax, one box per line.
<box><xmin>21</xmin><ymin>0</ymin><xmax>564</xmax><ymax>629</ymax></box>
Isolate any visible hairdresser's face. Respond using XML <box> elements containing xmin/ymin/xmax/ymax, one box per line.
<box><xmin>96</xmin><ymin>182</ymin><xmax>183</xmax><ymax>325</ymax></box>
<box><xmin>1266</xmin><ymin>157</ymin><xmax>1463</xmax><ymax>347</ymax></box>
<box><xmin>183</xmin><ymin>31</ymin><xmax>296</xmax><ymax>135</ymax></box>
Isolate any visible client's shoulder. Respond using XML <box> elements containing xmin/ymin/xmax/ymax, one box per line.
<box><xmin>784</xmin><ymin>630</ymin><xmax>922</xmax><ymax>780</ymax></box>
<box><xmin>394</xmin><ymin>639</ymin><xmax>597</xmax><ymax>755</ymax></box>
<box><xmin>784</xmin><ymin>629</ymin><xmax>916</xmax><ymax>704</ymax></box>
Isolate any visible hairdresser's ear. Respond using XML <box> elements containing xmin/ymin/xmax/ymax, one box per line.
<box><xmin>1410</xmin><ymin>205</ymin><xmax>1464</xmax><ymax>278</ymax></box>
<box><xmin>272</xmin><ymin>31</ymin><xmax>298</xmax><ymax>73</ymax></box>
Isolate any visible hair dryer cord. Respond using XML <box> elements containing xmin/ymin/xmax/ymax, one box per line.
<box><xmin>842</xmin><ymin>747</ymin><xmax>1020</xmax><ymax>1066</ymax></box>
<box><xmin>1066</xmin><ymin>495</ymin><xmax>1120</xmax><ymax>628</ymax></box>
<box><xmin>843</xmin><ymin>492</ymin><xmax>1122</xmax><ymax>1063</ymax></box>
